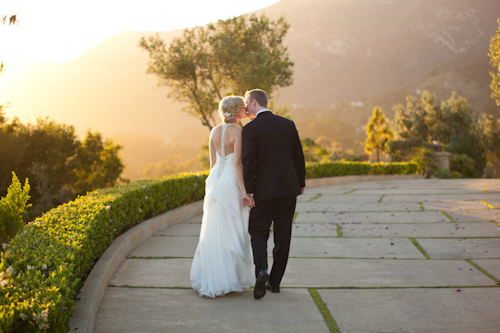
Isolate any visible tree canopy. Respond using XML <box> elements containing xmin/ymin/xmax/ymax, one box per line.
<box><xmin>0</xmin><ymin>115</ymin><xmax>124</xmax><ymax>217</ymax></box>
<box><xmin>365</xmin><ymin>107</ymin><xmax>393</xmax><ymax>162</ymax></box>
<box><xmin>391</xmin><ymin>91</ymin><xmax>488</xmax><ymax>177</ymax></box>
<box><xmin>139</xmin><ymin>14</ymin><xmax>294</xmax><ymax>131</ymax></box>
<box><xmin>489</xmin><ymin>18</ymin><xmax>500</xmax><ymax>106</ymax></box>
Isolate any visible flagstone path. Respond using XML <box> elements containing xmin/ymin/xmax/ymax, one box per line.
<box><xmin>93</xmin><ymin>178</ymin><xmax>500</xmax><ymax>332</ymax></box>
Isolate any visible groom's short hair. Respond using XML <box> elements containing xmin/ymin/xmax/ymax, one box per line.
<box><xmin>245</xmin><ymin>89</ymin><xmax>268</xmax><ymax>108</ymax></box>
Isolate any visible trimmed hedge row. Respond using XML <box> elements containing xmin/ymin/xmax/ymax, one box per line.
<box><xmin>0</xmin><ymin>172</ymin><xmax>207</xmax><ymax>332</ymax></box>
<box><xmin>0</xmin><ymin>161</ymin><xmax>416</xmax><ymax>332</ymax></box>
<box><xmin>306</xmin><ymin>161</ymin><xmax>418</xmax><ymax>179</ymax></box>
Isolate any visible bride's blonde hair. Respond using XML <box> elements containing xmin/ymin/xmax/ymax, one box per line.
<box><xmin>218</xmin><ymin>96</ymin><xmax>244</xmax><ymax>123</ymax></box>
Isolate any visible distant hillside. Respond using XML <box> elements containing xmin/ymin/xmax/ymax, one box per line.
<box><xmin>1</xmin><ymin>0</ymin><xmax>499</xmax><ymax>150</ymax></box>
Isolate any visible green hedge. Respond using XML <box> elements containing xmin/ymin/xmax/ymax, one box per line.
<box><xmin>306</xmin><ymin>161</ymin><xmax>418</xmax><ymax>179</ymax></box>
<box><xmin>0</xmin><ymin>172</ymin><xmax>207</xmax><ymax>332</ymax></box>
<box><xmin>0</xmin><ymin>161</ymin><xmax>416</xmax><ymax>332</ymax></box>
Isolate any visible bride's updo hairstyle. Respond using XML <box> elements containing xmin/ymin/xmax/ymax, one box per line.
<box><xmin>218</xmin><ymin>96</ymin><xmax>244</xmax><ymax>123</ymax></box>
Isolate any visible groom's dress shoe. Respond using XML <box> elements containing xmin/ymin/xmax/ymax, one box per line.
<box><xmin>265</xmin><ymin>283</ymin><xmax>280</xmax><ymax>293</ymax></box>
<box><xmin>254</xmin><ymin>270</ymin><xmax>269</xmax><ymax>299</ymax></box>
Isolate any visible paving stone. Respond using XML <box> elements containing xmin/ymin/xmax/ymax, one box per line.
<box><xmin>482</xmin><ymin>199</ymin><xmax>500</xmax><ymax>208</ymax></box>
<box><xmin>311</xmin><ymin>194</ymin><xmax>382</xmax><ymax>203</ymax></box>
<box><xmin>155</xmin><ymin>223</ymin><xmax>201</xmax><ymax>236</ymax></box>
<box><xmin>294</xmin><ymin>211</ymin><xmax>451</xmax><ymax>223</ymax></box>
<box><xmin>471</xmin><ymin>259</ymin><xmax>500</xmax><ymax>280</ymax></box>
<box><xmin>183</xmin><ymin>214</ymin><xmax>202</xmax><ymax>223</ymax></box>
<box><xmin>447</xmin><ymin>209</ymin><xmax>500</xmax><ymax>222</ymax></box>
<box><xmin>296</xmin><ymin>193</ymin><xmax>319</xmax><ymax>202</ymax></box>
<box><xmin>128</xmin><ymin>237</ymin><xmax>197</xmax><ymax>258</ymax></box>
<box><xmin>383</xmin><ymin>194</ymin><xmax>499</xmax><ymax>202</ymax></box>
<box><xmin>341</xmin><ymin>222</ymin><xmax>500</xmax><ymax>238</ymax></box>
<box><xmin>355</xmin><ymin>188</ymin><xmax>487</xmax><ymax>194</ymax></box>
<box><xmin>109</xmin><ymin>258</ymin><xmax>192</xmax><ymax>287</ymax></box>
<box><xmin>320</xmin><ymin>288</ymin><xmax>500</xmax><ymax>333</ymax></box>
<box><xmin>422</xmin><ymin>201</ymin><xmax>489</xmax><ymax>211</ymax></box>
<box><xmin>417</xmin><ymin>238</ymin><xmax>500</xmax><ymax>259</ymax></box>
<box><xmin>286</xmin><ymin>238</ymin><xmax>425</xmax><ymax>259</ymax></box>
<box><xmin>291</xmin><ymin>222</ymin><xmax>339</xmax><ymax>237</ymax></box>
<box><xmin>95</xmin><ymin>288</ymin><xmax>329</xmax><ymax>333</ymax></box>
<box><xmin>282</xmin><ymin>258</ymin><xmax>496</xmax><ymax>287</ymax></box>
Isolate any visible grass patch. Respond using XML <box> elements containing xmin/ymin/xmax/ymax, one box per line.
<box><xmin>308</xmin><ymin>288</ymin><xmax>341</xmax><ymax>333</ymax></box>
<box><xmin>419</xmin><ymin>203</ymin><xmax>424</xmax><ymax>211</ymax></box>
<box><xmin>441</xmin><ymin>210</ymin><xmax>456</xmax><ymax>222</ymax></box>
<box><xmin>378</xmin><ymin>194</ymin><xmax>385</xmax><ymax>203</ymax></box>
<box><xmin>336</xmin><ymin>223</ymin><xmax>343</xmax><ymax>237</ymax></box>
<box><xmin>466</xmin><ymin>259</ymin><xmax>500</xmax><ymax>285</ymax></box>
<box><xmin>483</xmin><ymin>188</ymin><xmax>489</xmax><ymax>193</ymax></box>
<box><xmin>342</xmin><ymin>189</ymin><xmax>357</xmax><ymax>195</ymax></box>
<box><xmin>307</xmin><ymin>194</ymin><xmax>322</xmax><ymax>202</ymax></box>
<box><xmin>409</xmin><ymin>238</ymin><xmax>431</xmax><ymax>259</ymax></box>
<box><xmin>293</xmin><ymin>212</ymin><xmax>299</xmax><ymax>222</ymax></box>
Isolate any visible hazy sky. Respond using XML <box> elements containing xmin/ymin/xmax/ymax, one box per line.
<box><xmin>1</xmin><ymin>0</ymin><xmax>282</xmax><ymax>63</ymax></box>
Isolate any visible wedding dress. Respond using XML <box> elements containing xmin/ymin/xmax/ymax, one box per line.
<box><xmin>190</xmin><ymin>123</ymin><xmax>255</xmax><ymax>297</ymax></box>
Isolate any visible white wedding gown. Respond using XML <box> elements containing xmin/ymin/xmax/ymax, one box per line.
<box><xmin>190</xmin><ymin>123</ymin><xmax>255</xmax><ymax>297</ymax></box>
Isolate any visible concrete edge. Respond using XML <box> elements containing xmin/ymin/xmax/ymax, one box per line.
<box><xmin>69</xmin><ymin>200</ymin><xmax>203</xmax><ymax>332</ymax></box>
<box><xmin>305</xmin><ymin>174</ymin><xmax>423</xmax><ymax>188</ymax></box>
<box><xmin>68</xmin><ymin>174</ymin><xmax>422</xmax><ymax>332</ymax></box>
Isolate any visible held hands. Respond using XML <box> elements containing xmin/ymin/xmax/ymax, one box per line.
<box><xmin>241</xmin><ymin>194</ymin><xmax>255</xmax><ymax>208</ymax></box>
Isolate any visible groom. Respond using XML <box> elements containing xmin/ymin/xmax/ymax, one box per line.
<box><xmin>242</xmin><ymin>89</ymin><xmax>306</xmax><ymax>299</ymax></box>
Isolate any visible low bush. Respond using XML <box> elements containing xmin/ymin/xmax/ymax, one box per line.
<box><xmin>305</xmin><ymin>161</ymin><xmax>417</xmax><ymax>179</ymax></box>
<box><xmin>0</xmin><ymin>161</ymin><xmax>417</xmax><ymax>332</ymax></box>
<box><xmin>0</xmin><ymin>173</ymin><xmax>31</xmax><ymax>245</ymax></box>
<box><xmin>434</xmin><ymin>168</ymin><xmax>462</xmax><ymax>179</ymax></box>
<box><xmin>450</xmin><ymin>154</ymin><xmax>476</xmax><ymax>178</ymax></box>
<box><xmin>0</xmin><ymin>172</ymin><xmax>207</xmax><ymax>332</ymax></box>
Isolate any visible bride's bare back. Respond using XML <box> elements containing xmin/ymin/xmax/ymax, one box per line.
<box><xmin>210</xmin><ymin>123</ymin><xmax>240</xmax><ymax>158</ymax></box>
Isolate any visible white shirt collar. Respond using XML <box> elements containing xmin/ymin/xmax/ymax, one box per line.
<box><xmin>255</xmin><ymin>109</ymin><xmax>270</xmax><ymax>117</ymax></box>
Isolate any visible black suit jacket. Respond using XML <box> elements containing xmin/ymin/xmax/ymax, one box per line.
<box><xmin>242</xmin><ymin>111</ymin><xmax>306</xmax><ymax>202</ymax></box>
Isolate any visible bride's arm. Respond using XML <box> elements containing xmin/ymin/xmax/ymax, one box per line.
<box><xmin>234</xmin><ymin>129</ymin><xmax>252</xmax><ymax>206</ymax></box>
<box><xmin>209</xmin><ymin>129</ymin><xmax>217</xmax><ymax>169</ymax></box>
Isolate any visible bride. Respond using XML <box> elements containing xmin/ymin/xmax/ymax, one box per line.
<box><xmin>190</xmin><ymin>96</ymin><xmax>256</xmax><ymax>298</ymax></box>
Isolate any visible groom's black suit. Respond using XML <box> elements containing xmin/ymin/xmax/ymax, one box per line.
<box><xmin>242</xmin><ymin>111</ymin><xmax>306</xmax><ymax>288</ymax></box>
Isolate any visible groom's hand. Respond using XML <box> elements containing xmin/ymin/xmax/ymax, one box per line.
<box><xmin>301</xmin><ymin>187</ymin><xmax>305</xmax><ymax>194</ymax></box>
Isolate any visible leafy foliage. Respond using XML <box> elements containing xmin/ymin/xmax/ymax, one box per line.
<box><xmin>365</xmin><ymin>107</ymin><xmax>393</xmax><ymax>162</ymax></box>
<box><xmin>489</xmin><ymin>18</ymin><xmax>500</xmax><ymax>106</ymax></box>
<box><xmin>450</xmin><ymin>154</ymin><xmax>476</xmax><ymax>178</ymax></box>
<box><xmin>447</xmin><ymin>130</ymin><xmax>487</xmax><ymax>178</ymax></box>
<box><xmin>390</xmin><ymin>91</ymin><xmax>488</xmax><ymax>176</ymax></box>
<box><xmin>481</xmin><ymin>114</ymin><xmax>500</xmax><ymax>175</ymax></box>
<box><xmin>0</xmin><ymin>173</ymin><xmax>31</xmax><ymax>245</ymax></box>
<box><xmin>410</xmin><ymin>147</ymin><xmax>439</xmax><ymax>178</ymax></box>
<box><xmin>301</xmin><ymin>139</ymin><xmax>330</xmax><ymax>163</ymax></box>
<box><xmin>305</xmin><ymin>161</ymin><xmax>417</xmax><ymax>179</ymax></box>
<box><xmin>0</xmin><ymin>117</ymin><xmax>124</xmax><ymax>217</ymax></box>
<box><xmin>0</xmin><ymin>172</ymin><xmax>207</xmax><ymax>332</ymax></box>
<box><xmin>139</xmin><ymin>14</ymin><xmax>293</xmax><ymax>131</ymax></box>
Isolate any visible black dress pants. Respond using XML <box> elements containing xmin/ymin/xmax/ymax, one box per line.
<box><xmin>248</xmin><ymin>196</ymin><xmax>297</xmax><ymax>287</ymax></box>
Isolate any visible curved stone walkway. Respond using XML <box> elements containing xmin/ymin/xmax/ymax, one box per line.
<box><xmin>93</xmin><ymin>179</ymin><xmax>500</xmax><ymax>332</ymax></box>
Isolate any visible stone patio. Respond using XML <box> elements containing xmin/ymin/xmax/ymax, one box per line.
<box><xmin>91</xmin><ymin>178</ymin><xmax>500</xmax><ymax>332</ymax></box>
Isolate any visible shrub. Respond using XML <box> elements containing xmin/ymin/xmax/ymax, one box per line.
<box><xmin>450</xmin><ymin>154</ymin><xmax>476</xmax><ymax>178</ymax></box>
<box><xmin>0</xmin><ymin>172</ymin><xmax>31</xmax><ymax>245</ymax></box>
<box><xmin>434</xmin><ymin>168</ymin><xmax>462</xmax><ymax>179</ymax></box>
<box><xmin>305</xmin><ymin>161</ymin><xmax>417</xmax><ymax>179</ymax></box>
<box><xmin>411</xmin><ymin>147</ymin><xmax>439</xmax><ymax>178</ymax></box>
<box><xmin>0</xmin><ymin>172</ymin><xmax>207</xmax><ymax>332</ymax></box>
<box><xmin>448</xmin><ymin>131</ymin><xmax>487</xmax><ymax>177</ymax></box>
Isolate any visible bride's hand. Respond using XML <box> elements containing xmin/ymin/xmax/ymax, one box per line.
<box><xmin>241</xmin><ymin>195</ymin><xmax>254</xmax><ymax>208</ymax></box>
